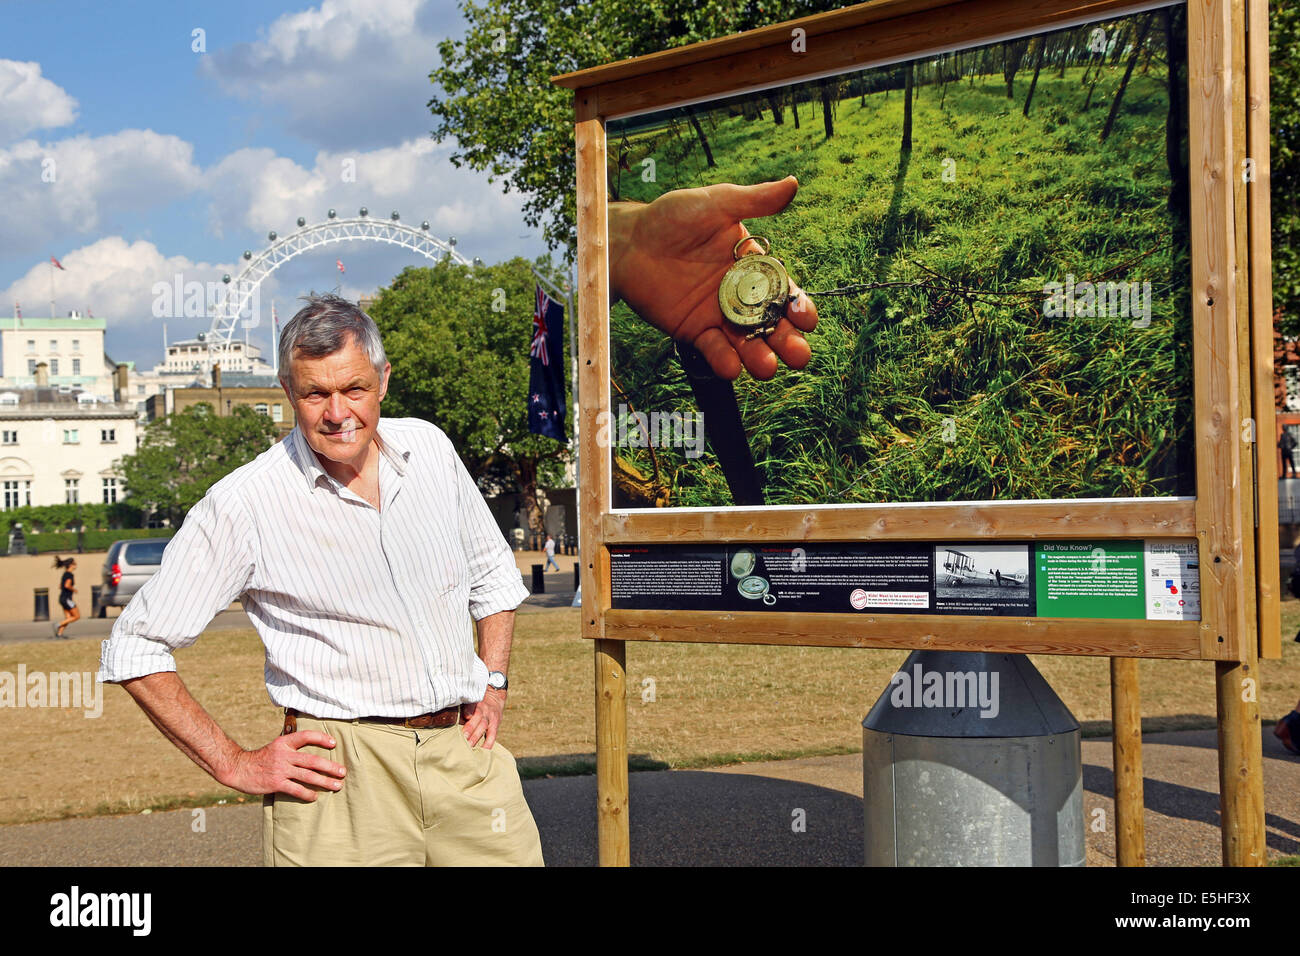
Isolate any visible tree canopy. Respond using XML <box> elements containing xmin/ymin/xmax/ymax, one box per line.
<box><xmin>428</xmin><ymin>0</ymin><xmax>843</xmax><ymax>254</ymax></box>
<box><xmin>370</xmin><ymin>257</ymin><xmax>571</xmax><ymax>531</ymax></box>
<box><xmin>118</xmin><ymin>404</ymin><xmax>279</xmax><ymax>526</ymax></box>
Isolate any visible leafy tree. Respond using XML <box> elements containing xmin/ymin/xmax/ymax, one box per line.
<box><xmin>428</xmin><ymin>0</ymin><xmax>845</xmax><ymax>255</ymax></box>
<box><xmin>369</xmin><ymin>258</ymin><xmax>571</xmax><ymax>534</ymax></box>
<box><xmin>118</xmin><ymin>404</ymin><xmax>279</xmax><ymax>526</ymax></box>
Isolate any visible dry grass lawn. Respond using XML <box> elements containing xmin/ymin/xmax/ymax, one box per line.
<box><xmin>2</xmin><ymin>603</ymin><xmax>1298</xmax><ymax>824</ymax></box>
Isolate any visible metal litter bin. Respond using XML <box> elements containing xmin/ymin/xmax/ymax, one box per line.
<box><xmin>863</xmin><ymin>650</ymin><xmax>1084</xmax><ymax>866</ymax></box>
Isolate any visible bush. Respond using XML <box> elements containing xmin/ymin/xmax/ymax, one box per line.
<box><xmin>15</xmin><ymin>527</ymin><xmax>174</xmax><ymax>556</ymax></box>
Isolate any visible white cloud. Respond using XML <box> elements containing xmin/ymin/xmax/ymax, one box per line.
<box><xmin>0</xmin><ymin>130</ymin><xmax>202</xmax><ymax>255</ymax></box>
<box><xmin>206</xmin><ymin>137</ymin><xmax>525</xmax><ymax>258</ymax></box>
<box><xmin>0</xmin><ymin>60</ymin><xmax>78</xmax><ymax>143</ymax></box>
<box><xmin>0</xmin><ymin>236</ymin><xmax>268</xmax><ymax>365</ymax></box>
<box><xmin>201</xmin><ymin>0</ymin><xmax>459</xmax><ymax>150</ymax></box>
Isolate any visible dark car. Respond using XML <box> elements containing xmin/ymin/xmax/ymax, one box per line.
<box><xmin>99</xmin><ymin>537</ymin><xmax>172</xmax><ymax>609</ymax></box>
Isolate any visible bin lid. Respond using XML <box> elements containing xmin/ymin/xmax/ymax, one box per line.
<box><xmin>863</xmin><ymin>650</ymin><xmax>1078</xmax><ymax>738</ymax></box>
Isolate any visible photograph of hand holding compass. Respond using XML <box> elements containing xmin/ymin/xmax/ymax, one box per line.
<box><xmin>606</xmin><ymin>5</ymin><xmax>1194</xmax><ymax>511</ymax></box>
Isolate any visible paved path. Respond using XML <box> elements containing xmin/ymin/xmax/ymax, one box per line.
<box><xmin>1</xmin><ymin>728</ymin><xmax>1295</xmax><ymax>866</ymax></box>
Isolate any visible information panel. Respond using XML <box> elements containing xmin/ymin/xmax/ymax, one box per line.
<box><xmin>609</xmin><ymin>540</ymin><xmax>1200</xmax><ymax>621</ymax></box>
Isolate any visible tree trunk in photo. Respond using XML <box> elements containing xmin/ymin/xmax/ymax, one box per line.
<box><xmin>1023</xmin><ymin>37</ymin><xmax>1046</xmax><ymax>117</ymax></box>
<box><xmin>1101</xmin><ymin>15</ymin><xmax>1155</xmax><ymax>142</ymax></box>
<box><xmin>766</xmin><ymin>92</ymin><xmax>784</xmax><ymax>124</ymax></box>
<box><xmin>901</xmin><ymin>63</ymin><xmax>914</xmax><ymax>151</ymax></box>
<box><xmin>1163</xmin><ymin>7</ymin><xmax>1190</xmax><ymax>249</ymax></box>
<box><xmin>686</xmin><ymin>106</ymin><xmax>715</xmax><ymax>167</ymax></box>
<box><xmin>1003</xmin><ymin>39</ymin><xmax>1030</xmax><ymax>98</ymax></box>
<box><xmin>792</xmin><ymin>90</ymin><xmax>800</xmax><ymax>128</ymax></box>
<box><xmin>820</xmin><ymin>79</ymin><xmax>834</xmax><ymax>138</ymax></box>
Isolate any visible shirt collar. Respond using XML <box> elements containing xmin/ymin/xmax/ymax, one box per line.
<box><xmin>291</xmin><ymin>420</ymin><xmax>410</xmax><ymax>493</ymax></box>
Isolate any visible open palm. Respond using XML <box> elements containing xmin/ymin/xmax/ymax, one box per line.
<box><xmin>609</xmin><ymin>176</ymin><xmax>818</xmax><ymax>381</ymax></box>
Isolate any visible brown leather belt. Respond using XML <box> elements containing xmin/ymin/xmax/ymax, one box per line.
<box><xmin>282</xmin><ymin>705</ymin><xmax>466</xmax><ymax>736</ymax></box>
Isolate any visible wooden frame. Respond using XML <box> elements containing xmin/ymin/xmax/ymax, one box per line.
<box><xmin>557</xmin><ymin>0</ymin><xmax>1272</xmax><ymax>866</ymax></box>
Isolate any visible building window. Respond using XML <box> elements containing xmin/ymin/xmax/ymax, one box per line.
<box><xmin>25</xmin><ymin>339</ymin><xmax>34</xmax><ymax>352</ymax></box>
<box><xmin>2</xmin><ymin>481</ymin><xmax>18</xmax><ymax>510</ymax></box>
<box><xmin>1</xmin><ymin>430</ymin><xmax>15</xmax><ymax>445</ymax></box>
<box><xmin>49</xmin><ymin>339</ymin><xmax>58</xmax><ymax>352</ymax></box>
<box><xmin>72</xmin><ymin>339</ymin><xmax>80</xmax><ymax>352</ymax></box>
<box><xmin>136</xmin><ymin>384</ymin><xmax>144</xmax><ymax>395</ymax></box>
<box><xmin>254</xmin><ymin>402</ymin><xmax>269</xmax><ymax>416</ymax></box>
<box><xmin>64</xmin><ymin>478</ymin><xmax>79</xmax><ymax>504</ymax></box>
<box><xmin>49</xmin><ymin>358</ymin><xmax>59</xmax><ymax>375</ymax></box>
<box><xmin>72</xmin><ymin>358</ymin><xmax>81</xmax><ymax>376</ymax></box>
<box><xmin>27</xmin><ymin>360</ymin><xmax>36</xmax><ymax>375</ymax></box>
<box><xmin>101</xmin><ymin>428</ymin><xmax>116</xmax><ymax>443</ymax></box>
<box><xmin>23</xmin><ymin>481</ymin><xmax>30</xmax><ymax>506</ymax></box>
<box><xmin>272</xmin><ymin>403</ymin><xmax>284</xmax><ymax>422</ymax></box>
<box><xmin>102</xmin><ymin>477</ymin><xmax>118</xmax><ymax>503</ymax></box>
<box><xmin>62</xmin><ymin>429</ymin><xmax>78</xmax><ymax>444</ymax></box>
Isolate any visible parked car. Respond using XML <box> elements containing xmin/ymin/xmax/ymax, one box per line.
<box><xmin>99</xmin><ymin>538</ymin><xmax>172</xmax><ymax>610</ymax></box>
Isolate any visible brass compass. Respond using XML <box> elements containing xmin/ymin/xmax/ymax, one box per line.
<box><xmin>717</xmin><ymin>236</ymin><xmax>793</xmax><ymax>339</ymax></box>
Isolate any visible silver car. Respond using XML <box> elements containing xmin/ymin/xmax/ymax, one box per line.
<box><xmin>99</xmin><ymin>537</ymin><xmax>172</xmax><ymax>610</ymax></box>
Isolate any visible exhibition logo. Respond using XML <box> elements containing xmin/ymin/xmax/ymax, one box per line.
<box><xmin>888</xmin><ymin>661</ymin><xmax>999</xmax><ymax>718</ymax></box>
<box><xmin>1042</xmin><ymin>275</ymin><xmax>1152</xmax><ymax>328</ymax></box>
<box><xmin>595</xmin><ymin>403</ymin><xmax>705</xmax><ymax>459</ymax></box>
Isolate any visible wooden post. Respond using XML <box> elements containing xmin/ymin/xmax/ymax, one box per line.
<box><xmin>1215</xmin><ymin>653</ymin><xmax>1266</xmax><ymax>865</ymax></box>
<box><xmin>1109</xmin><ymin>657</ymin><xmax>1145</xmax><ymax>866</ymax></box>
<box><xmin>595</xmin><ymin>638</ymin><xmax>629</xmax><ymax>866</ymax></box>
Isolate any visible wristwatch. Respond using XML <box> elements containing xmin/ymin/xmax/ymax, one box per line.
<box><xmin>487</xmin><ymin>670</ymin><xmax>509</xmax><ymax>691</ymax></box>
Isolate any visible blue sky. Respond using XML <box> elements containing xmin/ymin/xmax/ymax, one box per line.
<box><xmin>0</xmin><ymin>0</ymin><xmax>548</xmax><ymax>367</ymax></box>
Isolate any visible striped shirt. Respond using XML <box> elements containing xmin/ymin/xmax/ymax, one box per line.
<box><xmin>98</xmin><ymin>418</ymin><xmax>529</xmax><ymax>718</ymax></box>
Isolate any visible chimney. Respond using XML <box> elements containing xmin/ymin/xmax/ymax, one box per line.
<box><xmin>114</xmin><ymin>363</ymin><xmax>129</xmax><ymax>402</ymax></box>
<box><xmin>212</xmin><ymin>363</ymin><xmax>222</xmax><ymax>390</ymax></box>
<box><xmin>34</xmin><ymin>361</ymin><xmax>48</xmax><ymax>387</ymax></box>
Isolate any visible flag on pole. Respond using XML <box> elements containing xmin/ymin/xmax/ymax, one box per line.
<box><xmin>528</xmin><ymin>285</ymin><xmax>567</xmax><ymax>442</ymax></box>
<box><xmin>336</xmin><ymin>259</ymin><xmax>345</xmax><ymax>274</ymax></box>
<box><xmin>14</xmin><ymin>303</ymin><xmax>20</xmax><ymax>319</ymax></box>
<box><xmin>50</xmin><ymin>256</ymin><xmax>65</xmax><ymax>270</ymax></box>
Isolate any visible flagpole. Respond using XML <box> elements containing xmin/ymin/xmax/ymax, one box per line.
<box><xmin>49</xmin><ymin>260</ymin><xmax>55</xmax><ymax>319</ymax></box>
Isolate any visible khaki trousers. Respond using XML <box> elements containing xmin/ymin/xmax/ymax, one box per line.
<box><xmin>262</xmin><ymin>714</ymin><xmax>544</xmax><ymax>866</ymax></box>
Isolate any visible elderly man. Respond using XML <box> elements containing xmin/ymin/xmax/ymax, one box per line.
<box><xmin>98</xmin><ymin>293</ymin><xmax>543</xmax><ymax>866</ymax></box>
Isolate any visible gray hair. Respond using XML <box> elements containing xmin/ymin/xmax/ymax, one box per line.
<box><xmin>278</xmin><ymin>293</ymin><xmax>387</xmax><ymax>394</ymax></box>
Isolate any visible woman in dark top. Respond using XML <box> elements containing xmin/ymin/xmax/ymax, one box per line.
<box><xmin>53</xmin><ymin>555</ymin><xmax>79</xmax><ymax>639</ymax></box>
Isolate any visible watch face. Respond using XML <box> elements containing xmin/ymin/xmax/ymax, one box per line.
<box><xmin>488</xmin><ymin>672</ymin><xmax>507</xmax><ymax>689</ymax></box>
<box><xmin>730</xmin><ymin>548</ymin><xmax>756</xmax><ymax>579</ymax></box>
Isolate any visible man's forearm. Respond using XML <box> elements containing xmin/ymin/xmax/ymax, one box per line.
<box><xmin>118</xmin><ymin>672</ymin><xmax>244</xmax><ymax>785</ymax></box>
<box><xmin>475</xmin><ymin>609</ymin><xmax>515</xmax><ymax>677</ymax></box>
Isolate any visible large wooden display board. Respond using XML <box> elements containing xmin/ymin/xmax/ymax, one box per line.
<box><xmin>554</xmin><ymin>0</ymin><xmax>1275</xmax><ymax>866</ymax></box>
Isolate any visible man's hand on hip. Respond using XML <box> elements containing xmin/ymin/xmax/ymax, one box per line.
<box><xmin>462</xmin><ymin>687</ymin><xmax>506</xmax><ymax>749</ymax></box>
<box><xmin>218</xmin><ymin>731</ymin><xmax>347</xmax><ymax>801</ymax></box>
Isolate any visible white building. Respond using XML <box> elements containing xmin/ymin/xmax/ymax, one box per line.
<box><xmin>153</xmin><ymin>337</ymin><xmax>272</xmax><ymax>376</ymax></box>
<box><xmin>0</xmin><ymin>385</ymin><xmax>138</xmax><ymax>509</ymax></box>
<box><xmin>1</xmin><ymin>314</ymin><xmax>122</xmax><ymax>399</ymax></box>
